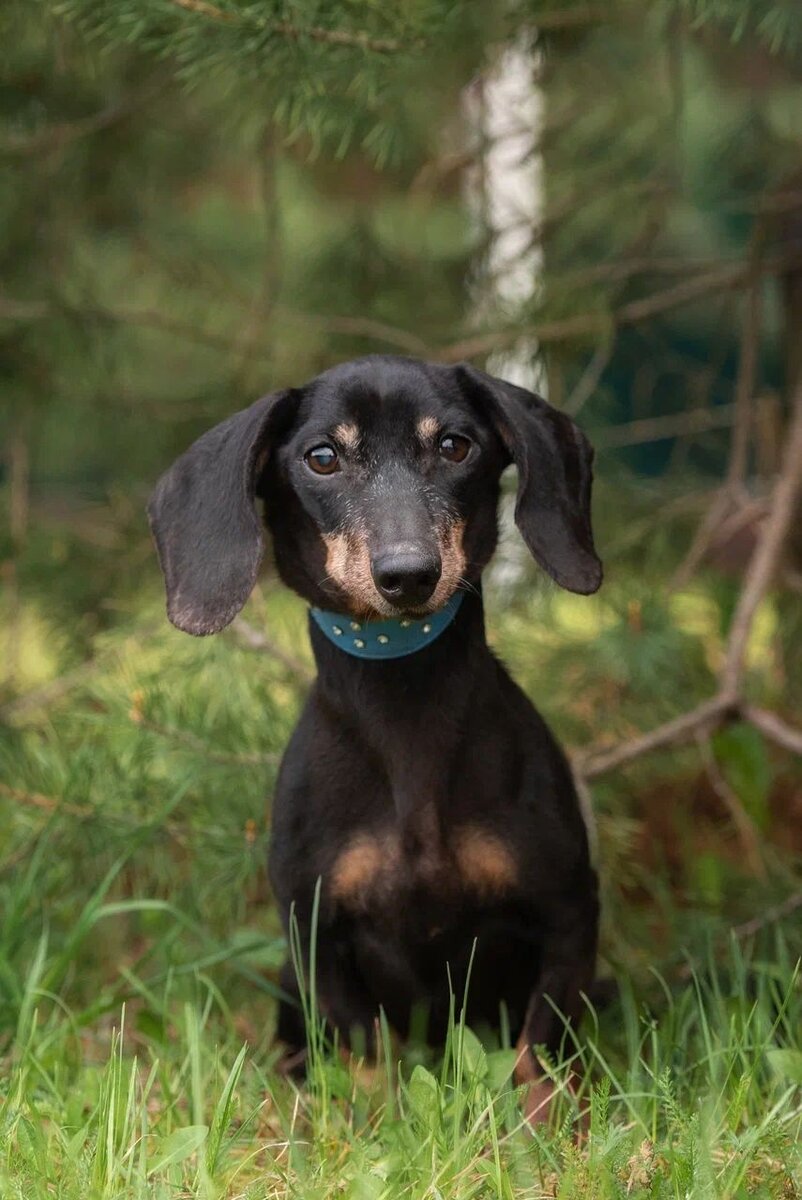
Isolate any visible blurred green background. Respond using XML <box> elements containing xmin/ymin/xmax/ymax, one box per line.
<box><xmin>1</xmin><ymin>2</ymin><xmax>802</xmax><ymax>1196</ymax></box>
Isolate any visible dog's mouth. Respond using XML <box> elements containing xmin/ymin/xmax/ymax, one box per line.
<box><xmin>338</xmin><ymin>587</ymin><xmax>459</xmax><ymax>623</ymax></box>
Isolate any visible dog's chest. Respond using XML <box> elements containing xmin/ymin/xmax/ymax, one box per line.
<box><xmin>327</xmin><ymin>825</ymin><xmax>518</xmax><ymax>916</ymax></box>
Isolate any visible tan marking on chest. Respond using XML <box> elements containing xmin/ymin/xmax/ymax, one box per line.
<box><xmin>329</xmin><ymin>826</ymin><xmax>517</xmax><ymax>910</ymax></box>
<box><xmin>330</xmin><ymin>834</ymin><xmax>400</xmax><ymax>907</ymax></box>
<box><xmin>454</xmin><ymin>827</ymin><xmax>518</xmax><ymax>895</ymax></box>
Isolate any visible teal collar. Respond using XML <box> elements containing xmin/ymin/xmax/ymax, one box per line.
<box><xmin>310</xmin><ymin>592</ymin><xmax>464</xmax><ymax>660</ymax></box>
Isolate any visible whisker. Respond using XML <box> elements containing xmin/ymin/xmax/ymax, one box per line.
<box><xmin>457</xmin><ymin>576</ymin><xmax>481</xmax><ymax>598</ymax></box>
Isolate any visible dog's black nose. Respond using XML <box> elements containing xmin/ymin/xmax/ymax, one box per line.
<box><xmin>371</xmin><ymin>548</ymin><xmax>442</xmax><ymax>607</ymax></box>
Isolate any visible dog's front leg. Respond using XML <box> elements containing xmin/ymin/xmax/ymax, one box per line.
<box><xmin>276</xmin><ymin>921</ymin><xmax>381</xmax><ymax>1069</ymax></box>
<box><xmin>514</xmin><ymin>902</ymin><xmax>598</xmax><ymax>1129</ymax></box>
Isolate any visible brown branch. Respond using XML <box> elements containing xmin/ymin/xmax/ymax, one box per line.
<box><xmin>0</xmin><ymin>781</ymin><xmax>92</xmax><ymax>819</ymax></box>
<box><xmin>676</xmin><ymin>888</ymin><xmax>802</xmax><ymax>979</ymax></box>
<box><xmin>696</xmin><ymin>734</ymin><xmax>765</xmax><ymax>878</ymax></box>
<box><xmin>0</xmin><ymin>659</ymin><xmax>97</xmax><ymax>722</ymax></box>
<box><xmin>720</xmin><ymin>376</ymin><xmax>802</xmax><ymax>696</ymax></box>
<box><xmin>0</xmin><ymin>620</ymin><xmax>167</xmax><ymax>724</ymax></box>
<box><xmin>4</xmin><ymin>420</ymin><xmax>29</xmax><ymax>690</ymax></box>
<box><xmin>0</xmin><ymin>292</ymin><xmax>433</xmax><ymax>360</ymax></box>
<box><xmin>530</xmin><ymin>6</ymin><xmax>610</xmax><ymax>31</ymax></box>
<box><xmin>726</xmin><ymin>256</ymin><xmax>762</xmax><ymax>490</ymax></box>
<box><xmin>578</xmin><ymin>376</ymin><xmax>802</xmax><ymax>782</ymax></box>
<box><xmin>131</xmin><ymin>714</ymin><xmax>278</xmax><ymax>766</ymax></box>
<box><xmin>563</xmin><ymin>342</ymin><xmax>614</xmax><ymax>417</ymax></box>
<box><xmin>293</xmin><ymin>313</ymin><xmax>431</xmax><ymax>356</ymax></box>
<box><xmin>0</xmin><ymin>78</ymin><xmax>165</xmax><ymax>157</ymax></box>
<box><xmin>731</xmin><ymin>890</ymin><xmax>802</xmax><ymax>941</ymax></box>
<box><xmin>436</xmin><ymin>263</ymin><xmax>748</xmax><ymax>362</ymax></box>
<box><xmin>231</xmin><ymin>618</ymin><xmax>314</xmax><ymax>685</ymax></box>
<box><xmin>579</xmin><ymin>696</ymin><xmax>734</xmax><ymax>779</ymax></box>
<box><xmin>169</xmin><ymin>0</ymin><xmax>417</xmax><ymax>53</ymax></box>
<box><xmin>742</xmin><ymin>706</ymin><xmax>802</xmax><ymax>756</ymax></box>
<box><xmin>672</xmin><ymin>235</ymin><xmax>763</xmax><ymax>588</ymax></box>
<box><xmin>596</xmin><ymin>403</ymin><xmax>735</xmax><ymax>450</ymax></box>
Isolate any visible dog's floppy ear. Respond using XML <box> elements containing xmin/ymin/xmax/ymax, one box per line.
<box><xmin>457</xmin><ymin>364</ymin><xmax>602</xmax><ymax>594</ymax></box>
<box><xmin>148</xmin><ymin>390</ymin><xmax>296</xmax><ymax>636</ymax></box>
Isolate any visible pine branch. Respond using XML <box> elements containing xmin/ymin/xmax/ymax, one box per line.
<box><xmin>169</xmin><ymin>0</ymin><xmax>421</xmax><ymax>54</ymax></box>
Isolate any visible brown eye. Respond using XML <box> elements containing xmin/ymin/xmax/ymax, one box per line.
<box><xmin>304</xmin><ymin>444</ymin><xmax>340</xmax><ymax>475</ymax></box>
<box><xmin>439</xmin><ymin>433</ymin><xmax>471</xmax><ymax>464</ymax></box>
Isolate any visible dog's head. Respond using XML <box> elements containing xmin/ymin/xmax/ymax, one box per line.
<box><xmin>148</xmin><ymin>356</ymin><xmax>602</xmax><ymax>635</ymax></box>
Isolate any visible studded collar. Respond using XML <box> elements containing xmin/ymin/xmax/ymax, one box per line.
<box><xmin>309</xmin><ymin>592</ymin><xmax>464</xmax><ymax>660</ymax></box>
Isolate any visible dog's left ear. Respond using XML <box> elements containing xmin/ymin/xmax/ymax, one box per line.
<box><xmin>456</xmin><ymin>364</ymin><xmax>602</xmax><ymax>594</ymax></box>
<box><xmin>147</xmin><ymin>390</ymin><xmax>297</xmax><ymax>636</ymax></box>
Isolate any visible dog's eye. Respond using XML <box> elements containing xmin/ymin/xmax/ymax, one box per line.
<box><xmin>439</xmin><ymin>434</ymin><xmax>471</xmax><ymax>464</ymax></box>
<box><xmin>305</xmin><ymin>444</ymin><xmax>340</xmax><ymax>475</ymax></box>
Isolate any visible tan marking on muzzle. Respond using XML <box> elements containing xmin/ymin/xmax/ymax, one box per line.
<box><xmin>322</xmin><ymin>530</ymin><xmax>385</xmax><ymax>617</ymax></box>
<box><xmin>429</xmin><ymin>517</ymin><xmax>467</xmax><ymax>611</ymax></box>
<box><xmin>333</xmin><ymin>422</ymin><xmax>361</xmax><ymax>450</ymax></box>
<box><xmin>323</xmin><ymin>517</ymin><xmax>467</xmax><ymax>619</ymax></box>
<box><xmin>454</xmin><ymin>827</ymin><xmax>518</xmax><ymax>895</ymax></box>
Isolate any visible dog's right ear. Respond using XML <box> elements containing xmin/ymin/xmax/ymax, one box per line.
<box><xmin>147</xmin><ymin>390</ymin><xmax>297</xmax><ymax>636</ymax></box>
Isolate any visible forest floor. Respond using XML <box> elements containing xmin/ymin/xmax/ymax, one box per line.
<box><xmin>1</xmin><ymin>582</ymin><xmax>801</xmax><ymax>1198</ymax></box>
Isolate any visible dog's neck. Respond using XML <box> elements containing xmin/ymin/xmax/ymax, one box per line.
<box><xmin>307</xmin><ymin>588</ymin><xmax>491</xmax><ymax>847</ymax></box>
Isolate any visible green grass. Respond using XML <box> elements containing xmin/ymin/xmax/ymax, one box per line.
<box><xmin>1</xmin><ymin>579</ymin><xmax>801</xmax><ymax>1197</ymax></box>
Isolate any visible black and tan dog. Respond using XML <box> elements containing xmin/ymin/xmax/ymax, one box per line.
<box><xmin>148</xmin><ymin>355</ymin><xmax>602</xmax><ymax>1123</ymax></box>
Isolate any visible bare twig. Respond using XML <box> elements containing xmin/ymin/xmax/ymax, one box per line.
<box><xmin>676</xmin><ymin>888</ymin><xmax>802</xmax><ymax>979</ymax></box>
<box><xmin>132</xmin><ymin>714</ymin><xmax>278</xmax><ymax>766</ymax></box>
<box><xmin>726</xmin><ymin>261</ymin><xmax>762</xmax><ymax>491</ymax></box>
<box><xmin>578</xmin><ymin>376</ymin><xmax>802</xmax><ymax>782</ymax></box>
<box><xmin>596</xmin><ymin>403</ymin><xmax>735</xmax><ymax>450</ymax></box>
<box><xmin>3</xmin><ymin>421</ymin><xmax>29</xmax><ymax>689</ymax></box>
<box><xmin>579</xmin><ymin>696</ymin><xmax>734</xmax><ymax>779</ymax></box>
<box><xmin>0</xmin><ymin>292</ymin><xmax>432</xmax><ymax>360</ymax></box>
<box><xmin>742</xmin><ymin>706</ymin><xmax>802</xmax><ymax>756</ymax></box>
<box><xmin>0</xmin><ymin>660</ymin><xmax>98</xmax><ymax>722</ymax></box>
<box><xmin>731</xmin><ymin>890</ymin><xmax>802</xmax><ymax>940</ymax></box>
<box><xmin>720</xmin><ymin>377</ymin><xmax>802</xmax><ymax>696</ymax></box>
<box><xmin>436</xmin><ymin>262</ymin><xmax>749</xmax><ymax>362</ymax></box>
<box><xmin>696</xmin><ymin>734</ymin><xmax>766</xmax><ymax>877</ymax></box>
<box><xmin>0</xmin><ymin>618</ymin><xmax>170</xmax><ymax>724</ymax></box>
<box><xmin>564</xmin><ymin>342</ymin><xmax>614</xmax><ymax>417</ymax></box>
<box><xmin>530</xmin><ymin>6</ymin><xmax>609</xmax><ymax>31</ymax></box>
<box><xmin>0</xmin><ymin>78</ymin><xmax>165</xmax><ymax>157</ymax></box>
<box><xmin>231</xmin><ymin>618</ymin><xmax>314</xmax><ymax>685</ymax></box>
<box><xmin>672</xmin><ymin>235</ymin><xmax>763</xmax><ymax>588</ymax></box>
<box><xmin>0</xmin><ymin>781</ymin><xmax>92</xmax><ymax>819</ymax></box>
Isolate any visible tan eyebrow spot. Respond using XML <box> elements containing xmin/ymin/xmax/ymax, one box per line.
<box><xmin>333</xmin><ymin>422</ymin><xmax>360</xmax><ymax>450</ymax></box>
<box><xmin>416</xmin><ymin>416</ymin><xmax>439</xmax><ymax>442</ymax></box>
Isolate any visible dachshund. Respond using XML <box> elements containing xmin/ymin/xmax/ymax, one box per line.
<box><xmin>148</xmin><ymin>355</ymin><xmax>602</xmax><ymax>1124</ymax></box>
